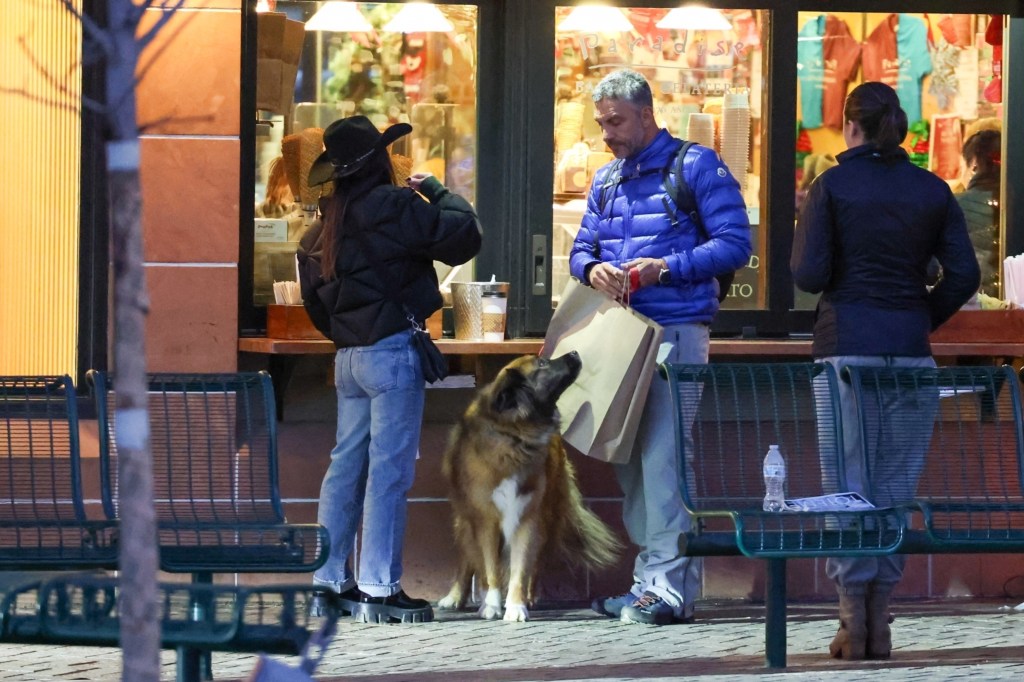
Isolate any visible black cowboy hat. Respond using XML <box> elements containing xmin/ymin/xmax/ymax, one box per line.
<box><xmin>307</xmin><ymin>115</ymin><xmax>412</xmax><ymax>186</ymax></box>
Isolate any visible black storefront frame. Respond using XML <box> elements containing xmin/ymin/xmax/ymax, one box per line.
<box><xmin>78</xmin><ymin>0</ymin><xmax>109</xmax><ymax>386</ymax></box>
<box><xmin>237</xmin><ymin>0</ymin><xmax>495</xmax><ymax>335</ymax></box>
<box><xmin>233</xmin><ymin>0</ymin><xmax>1024</xmax><ymax>340</ymax></box>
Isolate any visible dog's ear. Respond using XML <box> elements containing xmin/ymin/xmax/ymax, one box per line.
<box><xmin>491</xmin><ymin>368</ymin><xmax>526</xmax><ymax>414</ymax></box>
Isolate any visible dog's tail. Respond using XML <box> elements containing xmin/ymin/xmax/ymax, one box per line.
<box><xmin>550</xmin><ymin>447</ymin><xmax>622</xmax><ymax>569</ymax></box>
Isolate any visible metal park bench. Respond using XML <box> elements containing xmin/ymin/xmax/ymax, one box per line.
<box><xmin>660</xmin><ymin>362</ymin><xmax>906</xmax><ymax>668</ymax></box>
<box><xmin>87</xmin><ymin>371</ymin><xmax>329</xmax><ymax>581</ymax></box>
<box><xmin>844</xmin><ymin>364</ymin><xmax>1024</xmax><ymax>553</ymax></box>
<box><xmin>0</xmin><ymin>374</ymin><xmax>119</xmax><ymax>638</ymax></box>
<box><xmin>0</xmin><ymin>375</ymin><xmax>119</xmax><ymax>572</ymax></box>
<box><xmin>87</xmin><ymin>371</ymin><xmax>330</xmax><ymax>678</ymax></box>
<box><xmin>1</xmin><ymin>573</ymin><xmax>339</xmax><ymax>682</ymax></box>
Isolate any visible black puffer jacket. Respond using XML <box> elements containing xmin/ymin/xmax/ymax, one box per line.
<box><xmin>792</xmin><ymin>144</ymin><xmax>979</xmax><ymax>358</ymax></box>
<box><xmin>297</xmin><ymin>176</ymin><xmax>481</xmax><ymax>348</ymax></box>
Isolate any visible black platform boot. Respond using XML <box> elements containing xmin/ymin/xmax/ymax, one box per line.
<box><xmin>352</xmin><ymin>590</ymin><xmax>434</xmax><ymax>623</ymax></box>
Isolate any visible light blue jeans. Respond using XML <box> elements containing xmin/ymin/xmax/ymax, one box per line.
<box><xmin>614</xmin><ymin>322</ymin><xmax>709</xmax><ymax>618</ymax></box>
<box><xmin>819</xmin><ymin>355</ymin><xmax>938</xmax><ymax>593</ymax></box>
<box><xmin>313</xmin><ymin>329</ymin><xmax>425</xmax><ymax>598</ymax></box>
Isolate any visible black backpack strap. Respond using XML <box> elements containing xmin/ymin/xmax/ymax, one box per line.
<box><xmin>662</xmin><ymin>140</ymin><xmax>707</xmax><ymax>239</ymax></box>
<box><xmin>593</xmin><ymin>158</ymin><xmax>624</xmax><ymax>258</ymax></box>
<box><xmin>596</xmin><ymin>159</ymin><xmax>625</xmax><ymax>217</ymax></box>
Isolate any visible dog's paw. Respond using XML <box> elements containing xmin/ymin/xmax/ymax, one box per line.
<box><xmin>478</xmin><ymin>588</ymin><xmax>503</xmax><ymax>620</ymax></box>
<box><xmin>503</xmin><ymin>603</ymin><xmax>530</xmax><ymax>622</ymax></box>
<box><xmin>436</xmin><ymin>593</ymin><xmax>464</xmax><ymax>611</ymax></box>
<box><xmin>477</xmin><ymin>603</ymin><xmax>503</xmax><ymax>620</ymax></box>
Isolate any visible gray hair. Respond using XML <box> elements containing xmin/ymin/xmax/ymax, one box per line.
<box><xmin>592</xmin><ymin>69</ymin><xmax>653</xmax><ymax>109</ymax></box>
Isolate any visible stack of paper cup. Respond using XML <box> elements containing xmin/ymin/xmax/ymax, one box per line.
<box><xmin>686</xmin><ymin>113</ymin><xmax>716</xmax><ymax>150</ymax></box>
<box><xmin>721</xmin><ymin>92</ymin><xmax>751</xmax><ymax>191</ymax></box>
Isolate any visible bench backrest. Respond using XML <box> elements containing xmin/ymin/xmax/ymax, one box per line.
<box><xmin>89</xmin><ymin>372</ymin><xmax>284</xmax><ymax>525</ymax></box>
<box><xmin>662</xmin><ymin>362</ymin><xmax>847</xmax><ymax>513</ymax></box>
<box><xmin>0</xmin><ymin>376</ymin><xmax>85</xmax><ymax>523</ymax></box>
<box><xmin>845</xmin><ymin>364</ymin><xmax>1024</xmax><ymax>535</ymax></box>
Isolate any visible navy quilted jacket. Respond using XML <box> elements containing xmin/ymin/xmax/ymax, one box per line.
<box><xmin>792</xmin><ymin>144</ymin><xmax>980</xmax><ymax>358</ymax></box>
<box><xmin>570</xmin><ymin>129</ymin><xmax>751</xmax><ymax>325</ymax></box>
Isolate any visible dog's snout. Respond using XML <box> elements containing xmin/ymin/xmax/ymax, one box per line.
<box><xmin>559</xmin><ymin>350</ymin><xmax>582</xmax><ymax>371</ymax></box>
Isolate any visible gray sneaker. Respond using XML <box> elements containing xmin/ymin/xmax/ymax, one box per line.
<box><xmin>591</xmin><ymin>591</ymin><xmax>640</xmax><ymax>618</ymax></box>
<box><xmin>620</xmin><ymin>591</ymin><xmax>690</xmax><ymax>626</ymax></box>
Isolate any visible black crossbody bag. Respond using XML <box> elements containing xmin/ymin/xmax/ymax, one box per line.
<box><xmin>354</xmin><ymin>231</ymin><xmax>448</xmax><ymax>384</ymax></box>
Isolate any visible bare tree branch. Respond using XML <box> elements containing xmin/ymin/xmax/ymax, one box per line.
<box><xmin>138</xmin><ymin>0</ymin><xmax>188</xmax><ymax>50</ymax></box>
<box><xmin>82</xmin><ymin>94</ymin><xmax>105</xmax><ymax>113</ymax></box>
<box><xmin>0</xmin><ymin>86</ymin><xmax>74</xmax><ymax>111</ymax></box>
<box><xmin>0</xmin><ymin>84</ymin><xmax>106</xmax><ymax>115</ymax></box>
<box><xmin>130</xmin><ymin>0</ymin><xmax>152</xmax><ymax>25</ymax></box>
<box><xmin>138</xmin><ymin>112</ymin><xmax>215</xmax><ymax>133</ymax></box>
<box><xmin>57</xmin><ymin>0</ymin><xmax>113</xmax><ymax>56</ymax></box>
<box><xmin>16</xmin><ymin>34</ymin><xmax>82</xmax><ymax>109</ymax></box>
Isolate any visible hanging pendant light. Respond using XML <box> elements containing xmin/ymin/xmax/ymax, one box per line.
<box><xmin>556</xmin><ymin>3</ymin><xmax>633</xmax><ymax>33</ymax></box>
<box><xmin>656</xmin><ymin>4</ymin><xmax>732</xmax><ymax>31</ymax></box>
<box><xmin>382</xmin><ymin>2</ymin><xmax>455</xmax><ymax>33</ymax></box>
<box><xmin>305</xmin><ymin>1</ymin><xmax>374</xmax><ymax>32</ymax></box>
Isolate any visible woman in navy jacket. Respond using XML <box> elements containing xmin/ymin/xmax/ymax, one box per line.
<box><xmin>792</xmin><ymin>82</ymin><xmax>979</xmax><ymax>661</ymax></box>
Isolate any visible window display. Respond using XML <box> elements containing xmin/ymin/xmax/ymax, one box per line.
<box><xmin>794</xmin><ymin>12</ymin><xmax>1007</xmax><ymax>311</ymax></box>
<box><xmin>252</xmin><ymin>1</ymin><xmax>478</xmax><ymax>306</ymax></box>
<box><xmin>552</xmin><ymin>6</ymin><xmax>768</xmax><ymax>310</ymax></box>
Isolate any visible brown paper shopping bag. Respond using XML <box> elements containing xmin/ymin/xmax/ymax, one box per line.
<box><xmin>541</xmin><ymin>278</ymin><xmax>664</xmax><ymax>464</ymax></box>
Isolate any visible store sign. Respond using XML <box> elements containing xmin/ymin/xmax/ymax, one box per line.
<box><xmin>254</xmin><ymin>219</ymin><xmax>288</xmax><ymax>243</ymax></box>
<box><xmin>570</xmin><ymin>34</ymin><xmax>749</xmax><ymax>61</ymax></box>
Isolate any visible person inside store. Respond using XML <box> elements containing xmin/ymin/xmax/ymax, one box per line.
<box><xmin>956</xmin><ymin>128</ymin><xmax>1001</xmax><ymax>298</ymax></box>
<box><xmin>791</xmin><ymin>82</ymin><xmax>979</xmax><ymax>660</ymax></box>
<box><xmin>572</xmin><ymin>68</ymin><xmax>751</xmax><ymax>626</ymax></box>
<box><xmin>297</xmin><ymin>115</ymin><xmax>482</xmax><ymax>623</ymax></box>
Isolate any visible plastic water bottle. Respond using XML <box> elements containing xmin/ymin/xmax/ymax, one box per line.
<box><xmin>762</xmin><ymin>444</ymin><xmax>786</xmax><ymax>512</ymax></box>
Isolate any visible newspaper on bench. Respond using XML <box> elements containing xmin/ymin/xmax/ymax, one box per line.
<box><xmin>782</xmin><ymin>492</ymin><xmax>875</xmax><ymax>513</ymax></box>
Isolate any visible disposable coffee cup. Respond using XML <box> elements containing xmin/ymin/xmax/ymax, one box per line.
<box><xmin>481</xmin><ymin>290</ymin><xmax>507</xmax><ymax>342</ymax></box>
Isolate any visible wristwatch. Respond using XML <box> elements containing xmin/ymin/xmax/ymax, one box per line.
<box><xmin>658</xmin><ymin>267</ymin><xmax>672</xmax><ymax>286</ymax></box>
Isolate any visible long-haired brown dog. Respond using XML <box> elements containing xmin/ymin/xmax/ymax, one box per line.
<box><xmin>438</xmin><ymin>351</ymin><xmax>621</xmax><ymax>621</ymax></box>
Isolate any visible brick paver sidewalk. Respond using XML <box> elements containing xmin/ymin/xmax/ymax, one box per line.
<box><xmin>1</xmin><ymin>600</ymin><xmax>1022</xmax><ymax>681</ymax></box>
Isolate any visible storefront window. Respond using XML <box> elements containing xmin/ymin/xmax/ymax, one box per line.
<box><xmin>253</xmin><ymin>1</ymin><xmax>478</xmax><ymax>306</ymax></box>
<box><xmin>794</xmin><ymin>12</ymin><xmax>1007</xmax><ymax>310</ymax></box>
<box><xmin>552</xmin><ymin>6</ymin><xmax>768</xmax><ymax>309</ymax></box>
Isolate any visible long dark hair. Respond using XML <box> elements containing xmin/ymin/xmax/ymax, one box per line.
<box><xmin>319</xmin><ymin>149</ymin><xmax>397</xmax><ymax>279</ymax></box>
<box><xmin>843</xmin><ymin>82</ymin><xmax>908</xmax><ymax>149</ymax></box>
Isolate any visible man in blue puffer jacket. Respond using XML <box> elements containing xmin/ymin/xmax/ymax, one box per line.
<box><xmin>572</xmin><ymin>69</ymin><xmax>750</xmax><ymax>626</ymax></box>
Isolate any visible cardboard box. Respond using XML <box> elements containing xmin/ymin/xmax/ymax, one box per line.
<box><xmin>256</xmin><ymin>12</ymin><xmax>306</xmax><ymax>115</ymax></box>
<box><xmin>266</xmin><ymin>304</ymin><xmax>326</xmax><ymax>340</ymax></box>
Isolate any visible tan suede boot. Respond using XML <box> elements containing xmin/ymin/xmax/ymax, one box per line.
<box><xmin>866</xmin><ymin>584</ymin><xmax>895</xmax><ymax>659</ymax></box>
<box><xmin>829</xmin><ymin>590</ymin><xmax>867</xmax><ymax>660</ymax></box>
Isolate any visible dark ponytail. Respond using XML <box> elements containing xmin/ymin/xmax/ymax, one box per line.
<box><xmin>843</xmin><ymin>81</ymin><xmax>908</xmax><ymax>148</ymax></box>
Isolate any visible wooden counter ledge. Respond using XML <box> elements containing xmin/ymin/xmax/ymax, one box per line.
<box><xmin>239</xmin><ymin>336</ymin><xmax>1024</xmax><ymax>359</ymax></box>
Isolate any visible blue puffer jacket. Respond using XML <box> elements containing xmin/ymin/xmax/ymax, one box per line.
<box><xmin>569</xmin><ymin>129</ymin><xmax>751</xmax><ymax>325</ymax></box>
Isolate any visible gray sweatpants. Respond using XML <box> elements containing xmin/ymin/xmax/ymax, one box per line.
<box><xmin>614</xmin><ymin>322</ymin><xmax>709</xmax><ymax>618</ymax></box>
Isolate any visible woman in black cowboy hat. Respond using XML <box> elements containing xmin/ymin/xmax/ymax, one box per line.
<box><xmin>298</xmin><ymin>115</ymin><xmax>481</xmax><ymax>623</ymax></box>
